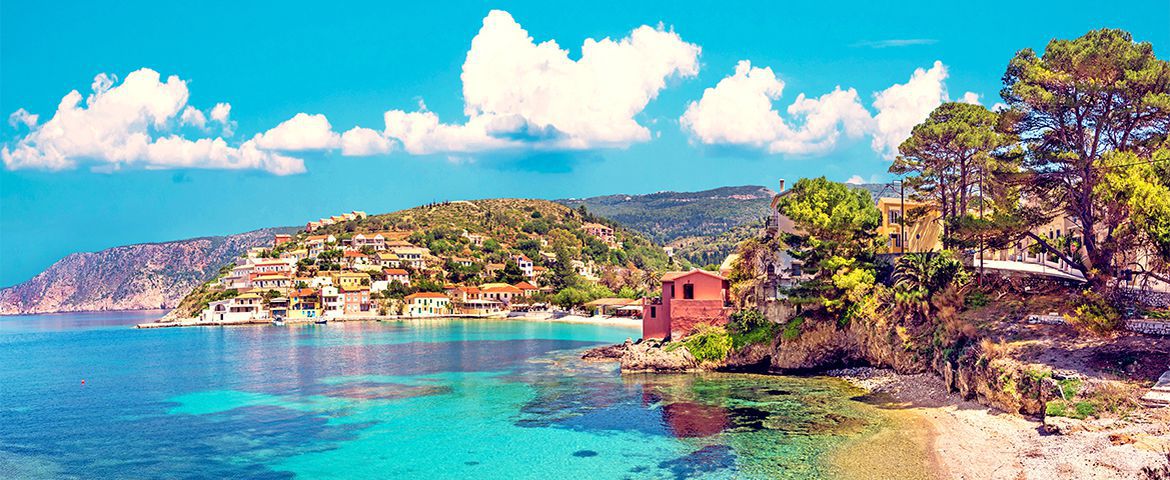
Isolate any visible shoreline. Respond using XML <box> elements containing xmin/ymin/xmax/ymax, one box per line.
<box><xmin>136</xmin><ymin>311</ymin><xmax>642</xmax><ymax>329</ymax></box>
<box><xmin>825</xmin><ymin>367</ymin><xmax>1170</xmax><ymax>479</ymax></box>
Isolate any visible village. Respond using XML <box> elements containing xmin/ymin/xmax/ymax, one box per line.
<box><xmin>159</xmin><ymin>208</ymin><xmax>660</xmax><ymax>327</ymax></box>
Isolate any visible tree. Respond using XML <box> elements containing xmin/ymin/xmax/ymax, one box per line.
<box><xmin>890</xmin><ymin>102</ymin><xmax>1017</xmax><ymax>247</ymax></box>
<box><xmin>776</xmin><ymin>177</ymin><xmax>881</xmax><ymax>319</ymax></box>
<box><xmin>892</xmin><ymin>251</ymin><xmax>972</xmax><ymax>321</ymax></box>
<box><xmin>1001</xmin><ymin>28</ymin><xmax>1170</xmax><ymax>286</ymax></box>
<box><xmin>497</xmin><ymin>261</ymin><xmax>526</xmax><ymax>284</ymax></box>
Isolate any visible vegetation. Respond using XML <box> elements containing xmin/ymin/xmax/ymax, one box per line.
<box><xmin>680</xmin><ymin>324</ymin><xmax>733</xmax><ymax>363</ymax></box>
<box><xmin>775</xmin><ymin>177</ymin><xmax>881</xmax><ymax>321</ymax></box>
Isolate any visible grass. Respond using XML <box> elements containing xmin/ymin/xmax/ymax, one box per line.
<box><xmin>1045</xmin><ymin>399</ymin><xmax>1098</xmax><ymax>420</ymax></box>
<box><xmin>682</xmin><ymin>325</ymin><xmax>732</xmax><ymax>363</ymax></box>
<box><xmin>730</xmin><ymin>321</ymin><xmax>778</xmax><ymax>349</ymax></box>
<box><xmin>1058</xmin><ymin>378</ymin><xmax>1082</xmax><ymax>400</ymax></box>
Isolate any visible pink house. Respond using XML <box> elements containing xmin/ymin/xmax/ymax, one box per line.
<box><xmin>642</xmin><ymin>269</ymin><xmax>732</xmax><ymax>340</ymax></box>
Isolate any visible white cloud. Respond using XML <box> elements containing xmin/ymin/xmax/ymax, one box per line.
<box><xmin>340</xmin><ymin>126</ymin><xmax>394</xmax><ymax>156</ymax></box>
<box><xmin>1</xmin><ymin>68</ymin><xmax>304</xmax><ymax>174</ymax></box>
<box><xmin>209</xmin><ymin>102</ymin><xmax>234</xmax><ymax>136</ymax></box>
<box><xmin>870</xmin><ymin>61</ymin><xmax>950</xmax><ymax>157</ymax></box>
<box><xmin>180</xmin><ymin>106</ymin><xmax>206</xmax><ymax>129</ymax></box>
<box><xmin>680</xmin><ymin>60</ymin><xmax>871</xmax><ymax>155</ymax></box>
<box><xmin>7</xmin><ymin>108</ymin><xmax>38</xmax><ymax>128</ymax></box>
<box><xmin>846</xmin><ymin>175</ymin><xmax>866</xmax><ymax>184</ymax></box>
<box><xmin>252</xmin><ymin>113</ymin><xmax>341</xmax><ymax>151</ymax></box>
<box><xmin>383</xmin><ymin>9</ymin><xmax>701</xmax><ymax>154</ymax></box>
<box><xmin>682</xmin><ymin>59</ymin><xmax>978</xmax><ymax>160</ymax></box>
<box><xmin>958</xmin><ymin>91</ymin><xmax>981</xmax><ymax>105</ymax></box>
<box><xmin>210</xmin><ymin>102</ymin><xmax>231</xmax><ymax>123</ymax></box>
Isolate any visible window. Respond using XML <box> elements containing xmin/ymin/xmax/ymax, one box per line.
<box><xmin>890</xmin><ymin>233</ymin><xmax>902</xmax><ymax>249</ymax></box>
<box><xmin>669</xmin><ymin>284</ymin><xmax>675</xmax><ymax>298</ymax></box>
<box><xmin>683</xmin><ymin>283</ymin><xmax>695</xmax><ymax>300</ymax></box>
<box><xmin>888</xmin><ymin>209</ymin><xmax>902</xmax><ymax>225</ymax></box>
<box><xmin>650</xmin><ymin>306</ymin><xmax>657</xmax><ymax>318</ymax></box>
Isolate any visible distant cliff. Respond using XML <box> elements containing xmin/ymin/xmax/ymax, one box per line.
<box><xmin>0</xmin><ymin>227</ymin><xmax>295</xmax><ymax>315</ymax></box>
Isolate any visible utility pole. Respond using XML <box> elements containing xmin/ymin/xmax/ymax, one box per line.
<box><xmin>979</xmin><ymin>168</ymin><xmax>985</xmax><ymax>285</ymax></box>
<box><xmin>900</xmin><ymin>180</ymin><xmax>905</xmax><ymax>254</ymax></box>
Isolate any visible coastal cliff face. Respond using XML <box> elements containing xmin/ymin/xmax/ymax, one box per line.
<box><xmin>0</xmin><ymin>228</ymin><xmax>293</xmax><ymax>315</ymax></box>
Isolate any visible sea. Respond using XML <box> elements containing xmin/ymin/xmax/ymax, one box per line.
<box><xmin>0</xmin><ymin>310</ymin><xmax>918</xmax><ymax>479</ymax></box>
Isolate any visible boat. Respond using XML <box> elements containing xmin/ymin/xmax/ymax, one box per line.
<box><xmin>314</xmin><ymin>318</ymin><xmax>328</xmax><ymax>325</ymax></box>
<box><xmin>271</xmin><ymin>317</ymin><xmax>285</xmax><ymax>326</ymax></box>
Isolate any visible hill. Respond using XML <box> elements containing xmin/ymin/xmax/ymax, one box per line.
<box><xmin>0</xmin><ymin>227</ymin><xmax>295</xmax><ymax>315</ymax></box>
<box><xmin>164</xmin><ymin>198</ymin><xmax>676</xmax><ymax>320</ymax></box>
<box><xmin>556</xmin><ymin>185</ymin><xmax>774</xmax><ymax>244</ymax></box>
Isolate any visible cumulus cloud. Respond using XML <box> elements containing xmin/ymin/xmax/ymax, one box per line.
<box><xmin>383</xmin><ymin>9</ymin><xmax>701</xmax><ymax>154</ymax></box>
<box><xmin>209</xmin><ymin>102</ymin><xmax>234</xmax><ymax>136</ymax></box>
<box><xmin>870</xmin><ymin>61</ymin><xmax>952</xmax><ymax>157</ymax></box>
<box><xmin>7</xmin><ymin>108</ymin><xmax>38</xmax><ymax>129</ymax></box>
<box><xmin>180</xmin><ymin>106</ymin><xmax>206</xmax><ymax>129</ymax></box>
<box><xmin>1</xmin><ymin>69</ymin><xmax>305</xmax><ymax>174</ymax></box>
<box><xmin>681</xmin><ymin>61</ymin><xmax>871</xmax><ymax>155</ymax></box>
<box><xmin>682</xmin><ymin>59</ymin><xmax>982</xmax><ymax>159</ymax></box>
<box><xmin>252</xmin><ymin>113</ymin><xmax>341</xmax><ymax>151</ymax></box>
<box><xmin>340</xmin><ymin>126</ymin><xmax>394</xmax><ymax>156</ymax></box>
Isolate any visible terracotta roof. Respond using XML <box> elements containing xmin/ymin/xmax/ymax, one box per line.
<box><xmin>483</xmin><ymin>285</ymin><xmax>522</xmax><ymax>294</ymax></box>
<box><xmin>514</xmin><ymin>281</ymin><xmax>538</xmax><ymax>290</ymax></box>
<box><xmin>344</xmin><ymin>251</ymin><xmax>367</xmax><ymax>257</ymax></box>
<box><xmin>661</xmin><ymin>269</ymin><xmax>726</xmax><ymax>282</ymax></box>
<box><xmin>405</xmin><ymin>292</ymin><xmax>449</xmax><ymax>300</ymax></box>
<box><xmin>384</xmin><ymin>268</ymin><xmax>409</xmax><ymax>275</ymax></box>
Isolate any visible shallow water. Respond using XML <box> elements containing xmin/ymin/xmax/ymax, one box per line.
<box><xmin>0</xmin><ymin>312</ymin><xmax>910</xmax><ymax>479</ymax></box>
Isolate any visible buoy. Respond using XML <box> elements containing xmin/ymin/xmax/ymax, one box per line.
<box><xmin>81</xmin><ymin>379</ymin><xmax>86</xmax><ymax>385</ymax></box>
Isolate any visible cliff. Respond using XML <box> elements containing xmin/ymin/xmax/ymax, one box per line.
<box><xmin>0</xmin><ymin>227</ymin><xmax>294</xmax><ymax>315</ymax></box>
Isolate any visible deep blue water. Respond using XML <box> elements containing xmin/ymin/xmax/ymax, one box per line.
<box><xmin>0</xmin><ymin>311</ymin><xmax>887</xmax><ymax>479</ymax></box>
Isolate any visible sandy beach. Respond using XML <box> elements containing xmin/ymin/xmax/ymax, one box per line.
<box><xmin>828</xmin><ymin>368</ymin><xmax>1170</xmax><ymax>479</ymax></box>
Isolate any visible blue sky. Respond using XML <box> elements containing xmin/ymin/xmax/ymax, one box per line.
<box><xmin>2</xmin><ymin>0</ymin><xmax>1167</xmax><ymax>286</ymax></box>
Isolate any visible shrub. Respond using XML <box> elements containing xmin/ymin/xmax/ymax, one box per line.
<box><xmin>965</xmin><ymin>290</ymin><xmax>990</xmax><ymax>308</ymax></box>
<box><xmin>1064</xmin><ymin>291</ymin><xmax>1120</xmax><ymax>334</ymax></box>
<box><xmin>782</xmin><ymin>316</ymin><xmax>805</xmax><ymax>341</ymax></box>
<box><xmin>682</xmin><ymin>324</ymin><xmax>732</xmax><ymax>363</ymax></box>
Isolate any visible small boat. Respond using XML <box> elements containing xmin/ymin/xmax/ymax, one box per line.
<box><xmin>314</xmin><ymin>318</ymin><xmax>328</xmax><ymax>325</ymax></box>
<box><xmin>271</xmin><ymin>317</ymin><xmax>285</xmax><ymax>326</ymax></box>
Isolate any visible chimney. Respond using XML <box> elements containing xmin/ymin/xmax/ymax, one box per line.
<box><xmin>778</xmin><ymin>179</ymin><xmax>785</xmax><ymax>192</ymax></box>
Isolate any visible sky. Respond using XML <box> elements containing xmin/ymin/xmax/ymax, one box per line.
<box><xmin>2</xmin><ymin>0</ymin><xmax>1168</xmax><ymax>286</ymax></box>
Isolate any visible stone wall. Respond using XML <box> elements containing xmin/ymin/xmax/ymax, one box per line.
<box><xmin>668</xmin><ymin>299</ymin><xmax>732</xmax><ymax>338</ymax></box>
<box><xmin>1125</xmin><ymin>318</ymin><xmax>1170</xmax><ymax>336</ymax></box>
<box><xmin>1110</xmin><ymin>287</ymin><xmax>1170</xmax><ymax>309</ymax></box>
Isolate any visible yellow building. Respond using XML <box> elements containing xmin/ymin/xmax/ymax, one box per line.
<box><xmin>334</xmin><ymin>272</ymin><xmax>370</xmax><ymax>289</ymax></box>
<box><xmin>875</xmin><ymin>197</ymin><xmax>942</xmax><ymax>254</ymax></box>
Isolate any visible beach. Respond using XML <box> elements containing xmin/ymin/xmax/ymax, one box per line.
<box><xmin>828</xmin><ymin>368</ymin><xmax>1170</xmax><ymax>479</ymax></box>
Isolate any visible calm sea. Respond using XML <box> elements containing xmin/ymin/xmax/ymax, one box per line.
<box><xmin>0</xmin><ymin>311</ymin><xmax>896</xmax><ymax>479</ymax></box>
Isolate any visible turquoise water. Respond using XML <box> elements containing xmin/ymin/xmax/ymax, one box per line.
<box><xmin>0</xmin><ymin>312</ymin><xmax>886</xmax><ymax>479</ymax></box>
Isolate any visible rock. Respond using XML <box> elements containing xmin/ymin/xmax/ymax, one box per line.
<box><xmin>1044</xmin><ymin>416</ymin><xmax>1089</xmax><ymax>435</ymax></box>
<box><xmin>619</xmin><ymin>341</ymin><xmax>699</xmax><ymax>372</ymax></box>
<box><xmin>581</xmin><ymin>341</ymin><xmax>630</xmax><ymax>362</ymax></box>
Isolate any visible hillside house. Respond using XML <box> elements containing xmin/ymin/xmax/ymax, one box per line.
<box><xmin>481</xmin><ymin>283</ymin><xmax>522</xmax><ymax>304</ymax></box>
<box><xmin>511</xmin><ymin>254</ymin><xmax>534</xmax><ymax>278</ymax></box>
<box><xmin>583</xmin><ymin>223</ymin><xmax>616</xmax><ymax>244</ymax></box>
<box><xmin>253</xmin><ymin>274</ymin><xmax>291</xmax><ymax>290</ymax></box>
<box><xmin>384</xmin><ymin>268</ymin><xmax>410</xmax><ymax>286</ymax></box>
<box><xmin>200</xmin><ymin>293</ymin><xmax>264</xmax><ymax>323</ymax></box>
<box><xmin>403</xmin><ymin>292</ymin><xmax>451</xmax><ymax>317</ymax></box>
<box><xmin>320</xmin><ymin>286</ymin><xmax>344</xmax><ymax>317</ymax></box>
<box><xmin>341</xmin><ymin>286</ymin><xmax>371</xmax><ymax>314</ymax></box>
<box><xmin>642</xmin><ymin>269</ymin><xmax>732</xmax><ymax>340</ymax></box>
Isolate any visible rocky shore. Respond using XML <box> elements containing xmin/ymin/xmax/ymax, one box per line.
<box><xmin>582</xmin><ymin>341</ymin><xmax>1170</xmax><ymax>479</ymax></box>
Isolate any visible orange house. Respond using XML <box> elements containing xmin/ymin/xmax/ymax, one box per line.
<box><xmin>642</xmin><ymin>269</ymin><xmax>732</xmax><ymax>340</ymax></box>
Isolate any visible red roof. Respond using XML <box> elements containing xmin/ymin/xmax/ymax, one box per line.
<box><xmin>405</xmin><ymin>292</ymin><xmax>448</xmax><ymax>300</ymax></box>
<box><xmin>514</xmin><ymin>281</ymin><xmax>538</xmax><ymax>290</ymax></box>
<box><xmin>483</xmin><ymin>285</ymin><xmax>522</xmax><ymax>294</ymax></box>
<box><xmin>661</xmin><ymin>269</ymin><xmax>726</xmax><ymax>282</ymax></box>
<box><xmin>384</xmin><ymin>268</ymin><xmax>409</xmax><ymax>275</ymax></box>
<box><xmin>344</xmin><ymin>251</ymin><xmax>367</xmax><ymax>257</ymax></box>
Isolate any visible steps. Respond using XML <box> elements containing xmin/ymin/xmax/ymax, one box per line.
<box><xmin>1142</xmin><ymin>370</ymin><xmax>1170</xmax><ymax>407</ymax></box>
